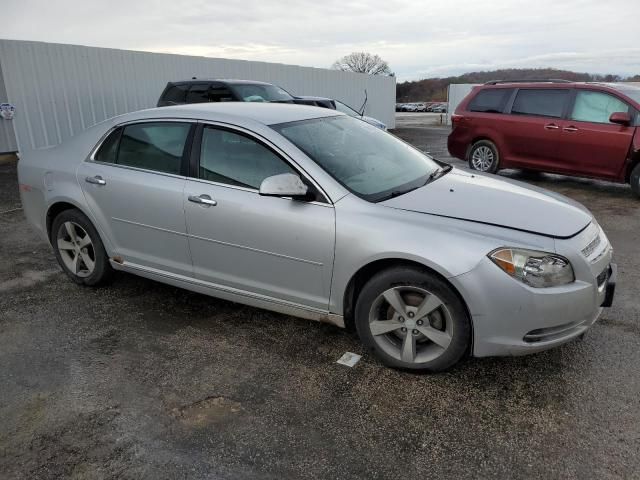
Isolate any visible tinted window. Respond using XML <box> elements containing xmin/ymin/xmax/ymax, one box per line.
<box><xmin>230</xmin><ymin>84</ymin><xmax>294</xmax><ymax>102</ymax></box>
<box><xmin>570</xmin><ymin>90</ymin><xmax>630</xmax><ymax>124</ymax></box>
<box><xmin>209</xmin><ymin>85</ymin><xmax>235</xmax><ymax>102</ymax></box>
<box><xmin>199</xmin><ymin>127</ymin><xmax>295</xmax><ymax>189</ymax></box>
<box><xmin>162</xmin><ymin>84</ymin><xmax>188</xmax><ymax>104</ymax></box>
<box><xmin>94</xmin><ymin>128</ymin><xmax>121</xmax><ymax>163</ymax></box>
<box><xmin>511</xmin><ymin>89</ymin><xmax>569</xmax><ymax>118</ymax></box>
<box><xmin>118</xmin><ymin>122</ymin><xmax>190</xmax><ymax>175</ymax></box>
<box><xmin>185</xmin><ymin>84</ymin><xmax>211</xmax><ymax>103</ymax></box>
<box><xmin>468</xmin><ymin>88</ymin><xmax>512</xmax><ymax>113</ymax></box>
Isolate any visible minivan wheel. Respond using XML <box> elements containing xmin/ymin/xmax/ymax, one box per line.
<box><xmin>354</xmin><ymin>267</ymin><xmax>471</xmax><ymax>372</ymax></box>
<box><xmin>51</xmin><ymin>209</ymin><xmax>113</xmax><ymax>286</ymax></box>
<box><xmin>468</xmin><ymin>140</ymin><xmax>499</xmax><ymax>173</ymax></box>
<box><xmin>630</xmin><ymin>163</ymin><xmax>640</xmax><ymax>199</ymax></box>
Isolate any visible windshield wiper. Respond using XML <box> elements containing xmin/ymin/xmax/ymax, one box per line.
<box><xmin>423</xmin><ymin>164</ymin><xmax>452</xmax><ymax>185</ymax></box>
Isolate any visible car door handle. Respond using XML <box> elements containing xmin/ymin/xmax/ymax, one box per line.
<box><xmin>85</xmin><ymin>175</ymin><xmax>106</xmax><ymax>186</ymax></box>
<box><xmin>563</xmin><ymin>126</ymin><xmax>578</xmax><ymax>132</ymax></box>
<box><xmin>544</xmin><ymin>124</ymin><xmax>560</xmax><ymax>130</ymax></box>
<box><xmin>188</xmin><ymin>194</ymin><xmax>217</xmax><ymax>206</ymax></box>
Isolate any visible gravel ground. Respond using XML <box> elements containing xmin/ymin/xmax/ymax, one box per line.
<box><xmin>1</xmin><ymin>119</ymin><xmax>639</xmax><ymax>479</ymax></box>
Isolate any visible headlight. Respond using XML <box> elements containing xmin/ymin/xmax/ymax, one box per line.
<box><xmin>489</xmin><ymin>248</ymin><xmax>575</xmax><ymax>288</ymax></box>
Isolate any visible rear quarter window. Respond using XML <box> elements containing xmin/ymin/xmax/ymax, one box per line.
<box><xmin>468</xmin><ymin>88</ymin><xmax>512</xmax><ymax>113</ymax></box>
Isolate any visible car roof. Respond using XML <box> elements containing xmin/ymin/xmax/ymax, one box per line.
<box><xmin>114</xmin><ymin>102</ymin><xmax>344</xmax><ymax>126</ymax></box>
<box><xmin>169</xmin><ymin>79</ymin><xmax>275</xmax><ymax>86</ymax></box>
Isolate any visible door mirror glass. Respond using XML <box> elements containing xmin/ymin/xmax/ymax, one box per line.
<box><xmin>259</xmin><ymin>173</ymin><xmax>308</xmax><ymax>198</ymax></box>
<box><xmin>609</xmin><ymin>111</ymin><xmax>631</xmax><ymax>126</ymax></box>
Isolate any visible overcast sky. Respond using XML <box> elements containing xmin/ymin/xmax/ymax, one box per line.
<box><xmin>3</xmin><ymin>0</ymin><xmax>639</xmax><ymax>81</ymax></box>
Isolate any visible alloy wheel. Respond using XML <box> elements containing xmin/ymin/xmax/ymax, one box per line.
<box><xmin>56</xmin><ymin>221</ymin><xmax>96</xmax><ymax>278</ymax></box>
<box><xmin>471</xmin><ymin>146</ymin><xmax>494</xmax><ymax>171</ymax></box>
<box><xmin>368</xmin><ymin>286</ymin><xmax>453</xmax><ymax>364</ymax></box>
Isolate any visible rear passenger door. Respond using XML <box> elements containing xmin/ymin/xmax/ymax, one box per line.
<box><xmin>504</xmin><ymin>88</ymin><xmax>571</xmax><ymax>172</ymax></box>
<box><xmin>561</xmin><ymin>89</ymin><xmax>635</xmax><ymax>179</ymax></box>
<box><xmin>78</xmin><ymin>120</ymin><xmax>195</xmax><ymax>276</ymax></box>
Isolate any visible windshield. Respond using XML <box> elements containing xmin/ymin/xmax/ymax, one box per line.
<box><xmin>231</xmin><ymin>84</ymin><xmax>294</xmax><ymax>102</ymax></box>
<box><xmin>272</xmin><ymin>116</ymin><xmax>441</xmax><ymax>202</ymax></box>
<box><xmin>334</xmin><ymin>100</ymin><xmax>361</xmax><ymax>117</ymax></box>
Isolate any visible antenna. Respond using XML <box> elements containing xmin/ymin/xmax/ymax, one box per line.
<box><xmin>359</xmin><ymin>89</ymin><xmax>368</xmax><ymax>116</ymax></box>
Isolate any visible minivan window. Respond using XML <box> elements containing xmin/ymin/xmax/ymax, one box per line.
<box><xmin>468</xmin><ymin>88</ymin><xmax>512</xmax><ymax>113</ymax></box>
<box><xmin>511</xmin><ymin>89</ymin><xmax>569</xmax><ymax>118</ymax></box>
<box><xmin>117</xmin><ymin>122</ymin><xmax>191</xmax><ymax>175</ymax></box>
<box><xmin>199</xmin><ymin>127</ymin><xmax>295</xmax><ymax>189</ymax></box>
<box><xmin>570</xmin><ymin>90</ymin><xmax>630</xmax><ymax>124</ymax></box>
<box><xmin>162</xmin><ymin>84</ymin><xmax>188</xmax><ymax>104</ymax></box>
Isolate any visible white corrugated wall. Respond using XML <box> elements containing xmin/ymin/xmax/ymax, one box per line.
<box><xmin>0</xmin><ymin>39</ymin><xmax>396</xmax><ymax>153</ymax></box>
<box><xmin>0</xmin><ymin>55</ymin><xmax>18</xmax><ymax>153</ymax></box>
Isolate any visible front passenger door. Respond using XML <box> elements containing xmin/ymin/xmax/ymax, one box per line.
<box><xmin>184</xmin><ymin>125</ymin><xmax>336</xmax><ymax>310</ymax></box>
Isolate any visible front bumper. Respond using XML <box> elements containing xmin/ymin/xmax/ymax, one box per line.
<box><xmin>451</xmin><ymin>250</ymin><xmax>615</xmax><ymax>357</ymax></box>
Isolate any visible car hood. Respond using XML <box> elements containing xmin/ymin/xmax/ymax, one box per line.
<box><xmin>380</xmin><ymin>168</ymin><xmax>592</xmax><ymax>238</ymax></box>
<box><xmin>362</xmin><ymin>115</ymin><xmax>387</xmax><ymax>130</ymax></box>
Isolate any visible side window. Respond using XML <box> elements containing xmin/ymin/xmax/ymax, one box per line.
<box><xmin>185</xmin><ymin>84</ymin><xmax>211</xmax><ymax>103</ymax></box>
<box><xmin>468</xmin><ymin>88</ymin><xmax>512</xmax><ymax>113</ymax></box>
<box><xmin>94</xmin><ymin>127</ymin><xmax>121</xmax><ymax>163</ymax></box>
<box><xmin>209</xmin><ymin>84</ymin><xmax>235</xmax><ymax>102</ymax></box>
<box><xmin>161</xmin><ymin>84</ymin><xmax>188</xmax><ymax>104</ymax></box>
<box><xmin>570</xmin><ymin>91</ymin><xmax>630</xmax><ymax>124</ymax></box>
<box><xmin>199</xmin><ymin>127</ymin><xmax>295</xmax><ymax>189</ymax></box>
<box><xmin>511</xmin><ymin>89</ymin><xmax>569</xmax><ymax>118</ymax></box>
<box><xmin>117</xmin><ymin>122</ymin><xmax>190</xmax><ymax>175</ymax></box>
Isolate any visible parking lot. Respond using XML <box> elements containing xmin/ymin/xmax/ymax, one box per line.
<box><xmin>1</xmin><ymin>117</ymin><xmax>640</xmax><ymax>479</ymax></box>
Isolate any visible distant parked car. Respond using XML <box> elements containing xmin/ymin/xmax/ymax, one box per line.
<box><xmin>448</xmin><ymin>80</ymin><xmax>640</xmax><ymax>197</ymax></box>
<box><xmin>432</xmin><ymin>104</ymin><xmax>447</xmax><ymax>113</ymax></box>
<box><xmin>157</xmin><ymin>79</ymin><xmax>295</xmax><ymax>106</ymax></box>
<box><xmin>296</xmin><ymin>95</ymin><xmax>387</xmax><ymax>130</ymax></box>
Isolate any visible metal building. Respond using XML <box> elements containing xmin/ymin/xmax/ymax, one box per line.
<box><xmin>0</xmin><ymin>39</ymin><xmax>396</xmax><ymax>154</ymax></box>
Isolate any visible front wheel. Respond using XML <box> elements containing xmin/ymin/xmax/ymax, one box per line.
<box><xmin>354</xmin><ymin>267</ymin><xmax>471</xmax><ymax>372</ymax></box>
<box><xmin>468</xmin><ymin>140</ymin><xmax>500</xmax><ymax>173</ymax></box>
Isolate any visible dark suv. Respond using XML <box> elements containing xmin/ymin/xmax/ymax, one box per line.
<box><xmin>157</xmin><ymin>79</ymin><xmax>295</xmax><ymax>106</ymax></box>
<box><xmin>447</xmin><ymin>80</ymin><xmax>640</xmax><ymax>197</ymax></box>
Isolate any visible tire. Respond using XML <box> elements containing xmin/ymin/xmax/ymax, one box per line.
<box><xmin>354</xmin><ymin>267</ymin><xmax>471</xmax><ymax>372</ymax></box>
<box><xmin>51</xmin><ymin>209</ymin><xmax>113</xmax><ymax>286</ymax></box>
<box><xmin>630</xmin><ymin>163</ymin><xmax>640</xmax><ymax>199</ymax></box>
<box><xmin>468</xmin><ymin>140</ymin><xmax>500</xmax><ymax>174</ymax></box>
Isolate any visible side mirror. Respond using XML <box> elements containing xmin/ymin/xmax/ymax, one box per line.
<box><xmin>609</xmin><ymin>112</ymin><xmax>631</xmax><ymax>126</ymax></box>
<box><xmin>259</xmin><ymin>173</ymin><xmax>309</xmax><ymax>198</ymax></box>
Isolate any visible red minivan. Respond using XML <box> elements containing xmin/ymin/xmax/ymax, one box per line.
<box><xmin>447</xmin><ymin>81</ymin><xmax>640</xmax><ymax>197</ymax></box>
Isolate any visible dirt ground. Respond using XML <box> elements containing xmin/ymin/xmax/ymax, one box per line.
<box><xmin>1</xmin><ymin>119</ymin><xmax>639</xmax><ymax>479</ymax></box>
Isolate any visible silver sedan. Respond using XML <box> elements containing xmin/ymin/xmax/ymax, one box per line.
<box><xmin>18</xmin><ymin>103</ymin><xmax>616</xmax><ymax>371</ymax></box>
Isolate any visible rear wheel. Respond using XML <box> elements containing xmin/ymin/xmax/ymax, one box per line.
<box><xmin>354</xmin><ymin>267</ymin><xmax>471</xmax><ymax>372</ymax></box>
<box><xmin>468</xmin><ymin>140</ymin><xmax>499</xmax><ymax>173</ymax></box>
<box><xmin>52</xmin><ymin>209</ymin><xmax>113</xmax><ymax>286</ymax></box>
<box><xmin>630</xmin><ymin>163</ymin><xmax>640</xmax><ymax>199</ymax></box>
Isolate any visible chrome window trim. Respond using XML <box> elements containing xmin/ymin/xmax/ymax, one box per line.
<box><xmin>196</xmin><ymin>120</ymin><xmax>334</xmax><ymax>205</ymax></box>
